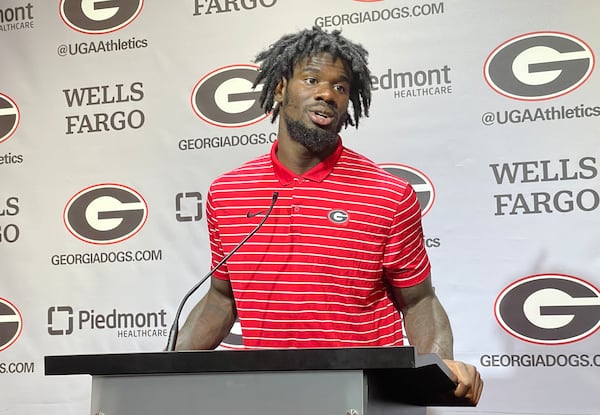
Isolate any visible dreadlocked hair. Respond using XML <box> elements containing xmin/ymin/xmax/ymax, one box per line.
<box><xmin>253</xmin><ymin>26</ymin><xmax>372</xmax><ymax>129</ymax></box>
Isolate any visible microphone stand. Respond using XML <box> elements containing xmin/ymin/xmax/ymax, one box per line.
<box><xmin>165</xmin><ymin>192</ymin><xmax>279</xmax><ymax>351</ymax></box>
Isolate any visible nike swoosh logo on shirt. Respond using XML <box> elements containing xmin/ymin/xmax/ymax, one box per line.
<box><xmin>246</xmin><ymin>209</ymin><xmax>268</xmax><ymax>218</ymax></box>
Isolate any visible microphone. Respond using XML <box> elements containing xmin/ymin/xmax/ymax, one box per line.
<box><xmin>165</xmin><ymin>191</ymin><xmax>279</xmax><ymax>351</ymax></box>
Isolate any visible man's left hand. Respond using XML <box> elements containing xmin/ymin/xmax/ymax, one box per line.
<box><xmin>442</xmin><ymin>359</ymin><xmax>483</xmax><ymax>405</ymax></box>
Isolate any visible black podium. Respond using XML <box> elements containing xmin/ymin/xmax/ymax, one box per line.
<box><xmin>45</xmin><ymin>347</ymin><xmax>467</xmax><ymax>415</ymax></box>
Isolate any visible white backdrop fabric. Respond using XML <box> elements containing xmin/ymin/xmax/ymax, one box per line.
<box><xmin>1</xmin><ymin>1</ymin><xmax>599</xmax><ymax>414</ymax></box>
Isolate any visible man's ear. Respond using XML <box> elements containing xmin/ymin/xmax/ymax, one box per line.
<box><xmin>274</xmin><ymin>79</ymin><xmax>286</xmax><ymax>104</ymax></box>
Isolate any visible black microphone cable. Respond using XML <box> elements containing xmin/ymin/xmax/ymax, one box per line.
<box><xmin>165</xmin><ymin>191</ymin><xmax>279</xmax><ymax>351</ymax></box>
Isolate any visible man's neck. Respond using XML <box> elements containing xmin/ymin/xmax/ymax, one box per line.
<box><xmin>275</xmin><ymin>134</ymin><xmax>336</xmax><ymax>175</ymax></box>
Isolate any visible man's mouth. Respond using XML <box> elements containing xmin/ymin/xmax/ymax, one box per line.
<box><xmin>309</xmin><ymin>109</ymin><xmax>335</xmax><ymax>127</ymax></box>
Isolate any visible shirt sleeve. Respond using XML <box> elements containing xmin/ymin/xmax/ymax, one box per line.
<box><xmin>382</xmin><ymin>183</ymin><xmax>431</xmax><ymax>288</ymax></box>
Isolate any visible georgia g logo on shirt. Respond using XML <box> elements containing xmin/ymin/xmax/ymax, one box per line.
<box><xmin>328</xmin><ymin>209</ymin><xmax>349</xmax><ymax>224</ymax></box>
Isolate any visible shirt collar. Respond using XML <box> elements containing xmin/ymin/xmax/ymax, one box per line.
<box><xmin>271</xmin><ymin>137</ymin><xmax>343</xmax><ymax>185</ymax></box>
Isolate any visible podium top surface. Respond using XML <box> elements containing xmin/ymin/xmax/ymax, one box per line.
<box><xmin>45</xmin><ymin>347</ymin><xmax>466</xmax><ymax>406</ymax></box>
<box><xmin>44</xmin><ymin>346</ymin><xmax>447</xmax><ymax>377</ymax></box>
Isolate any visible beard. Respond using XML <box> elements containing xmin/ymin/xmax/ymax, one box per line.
<box><xmin>283</xmin><ymin>113</ymin><xmax>340</xmax><ymax>154</ymax></box>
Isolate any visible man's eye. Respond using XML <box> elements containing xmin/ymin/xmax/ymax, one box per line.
<box><xmin>304</xmin><ymin>77</ymin><xmax>317</xmax><ymax>85</ymax></box>
<box><xmin>334</xmin><ymin>84</ymin><xmax>346</xmax><ymax>93</ymax></box>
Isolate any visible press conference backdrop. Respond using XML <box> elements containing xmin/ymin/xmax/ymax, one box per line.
<box><xmin>1</xmin><ymin>1</ymin><xmax>599</xmax><ymax>414</ymax></box>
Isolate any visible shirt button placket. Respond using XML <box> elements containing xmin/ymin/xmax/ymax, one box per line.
<box><xmin>296</xmin><ymin>178</ymin><xmax>306</xmax><ymax>211</ymax></box>
<box><xmin>291</xmin><ymin>177</ymin><xmax>300</xmax><ymax>220</ymax></box>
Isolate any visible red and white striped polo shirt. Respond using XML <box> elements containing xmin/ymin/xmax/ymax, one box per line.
<box><xmin>207</xmin><ymin>139</ymin><xmax>431</xmax><ymax>349</ymax></box>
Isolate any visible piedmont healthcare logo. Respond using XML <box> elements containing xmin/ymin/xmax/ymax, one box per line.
<box><xmin>175</xmin><ymin>192</ymin><xmax>203</xmax><ymax>222</ymax></box>
<box><xmin>191</xmin><ymin>64</ymin><xmax>267</xmax><ymax>128</ymax></box>
<box><xmin>371</xmin><ymin>65</ymin><xmax>453</xmax><ymax>99</ymax></box>
<box><xmin>47</xmin><ymin>305</ymin><xmax>168</xmax><ymax>339</ymax></box>
<box><xmin>59</xmin><ymin>0</ymin><xmax>144</xmax><ymax>34</ymax></box>
<box><xmin>0</xmin><ymin>3</ymin><xmax>34</xmax><ymax>32</ymax></box>
<box><xmin>63</xmin><ymin>183</ymin><xmax>148</xmax><ymax>245</ymax></box>
<box><xmin>484</xmin><ymin>31</ymin><xmax>595</xmax><ymax>101</ymax></box>
<box><xmin>495</xmin><ymin>274</ymin><xmax>600</xmax><ymax>345</ymax></box>
<box><xmin>0</xmin><ymin>298</ymin><xmax>23</xmax><ymax>352</ymax></box>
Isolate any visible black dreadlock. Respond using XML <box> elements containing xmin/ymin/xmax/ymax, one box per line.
<box><xmin>253</xmin><ymin>26</ymin><xmax>372</xmax><ymax>129</ymax></box>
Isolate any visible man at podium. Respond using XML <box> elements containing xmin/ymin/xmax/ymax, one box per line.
<box><xmin>176</xmin><ymin>26</ymin><xmax>482</xmax><ymax>405</ymax></box>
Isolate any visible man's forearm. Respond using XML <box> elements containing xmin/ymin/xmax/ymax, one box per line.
<box><xmin>175</xmin><ymin>290</ymin><xmax>236</xmax><ymax>350</ymax></box>
<box><xmin>402</xmin><ymin>294</ymin><xmax>454</xmax><ymax>359</ymax></box>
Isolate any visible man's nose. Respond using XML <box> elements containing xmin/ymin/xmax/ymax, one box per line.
<box><xmin>314</xmin><ymin>83</ymin><xmax>336</xmax><ymax>103</ymax></box>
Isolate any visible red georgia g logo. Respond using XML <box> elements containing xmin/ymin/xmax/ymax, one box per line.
<box><xmin>59</xmin><ymin>0</ymin><xmax>144</xmax><ymax>34</ymax></box>
<box><xmin>379</xmin><ymin>163</ymin><xmax>435</xmax><ymax>216</ymax></box>
<box><xmin>0</xmin><ymin>298</ymin><xmax>23</xmax><ymax>352</ymax></box>
<box><xmin>191</xmin><ymin>64</ymin><xmax>268</xmax><ymax>128</ymax></box>
<box><xmin>63</xmin><ymin>183</ymin><xmax>148</xmax><ymax>244</ymax></box>
<box><xmin>495</xmin><ymin>274</ymin><xmax>600</xmax><ymax>345</ymax></box>
<box><xmin>484</xmin><ymin>31</ymin><xmax>595</xmax><ymax>101</ymax></box>
<box><xmin>0</xmin><ymin>93</ymin><xmax>20</xmax><ymax>144</ymax></box>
